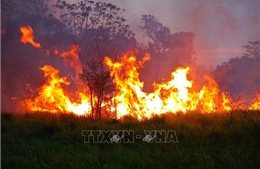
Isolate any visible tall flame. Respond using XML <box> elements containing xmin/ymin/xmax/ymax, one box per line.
<box><xmin>104</xmin><ymin>51</ymin><xmax>238</xmax><ymax>119</ymax></box>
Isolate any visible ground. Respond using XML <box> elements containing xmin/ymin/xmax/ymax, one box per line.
<box><xmin>1</xmin><ymin>111</ymin><xmax>260</xmax><ymax>169</ymax></box>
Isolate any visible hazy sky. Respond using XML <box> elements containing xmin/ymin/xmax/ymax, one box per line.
<box><xmin>68</xmin><ymin>0</ymin><xmax>259</xmax><ymax>66</ymax></box>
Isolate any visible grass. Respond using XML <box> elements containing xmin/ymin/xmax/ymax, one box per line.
<box><xmin>1</xmin><ymin>111</ymin><xmax>260</xmax><ymax>169</ymax></box>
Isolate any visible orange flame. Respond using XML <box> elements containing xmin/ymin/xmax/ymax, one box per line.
<box><xmin>104</xmin><ymin>51</ymin><xmax>236</xmax><ymax>119</ymax></box>
<box><xmin>249</xmin><ymin>93</ymin><xmax>260</xmax><ymax>110</ymax></box>
<box><xmin>20</xmin><ymin>26</ymin><xmax>41</xmax><ymax>48</ymax></box>
<box><xmin>23</xmin><ymin>65</ymin><xmax>91</xmax><ymax>115</ymax></box>
<box><xmin>18</xmin><ymin>25</ymin><xmax>259</xmax><ymax>119</ymax></box>
<box><xmin>54</xmin><ymin>45</ymin><xmax>82</xmax><ymax>74</ymax></box>
<box><xmin>21</xmin><ymin>51</ymin><xmax>259</xmax><ymax>119</ymax></box>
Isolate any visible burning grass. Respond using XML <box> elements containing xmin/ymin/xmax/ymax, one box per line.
<box><xmin>18</xmin><ymin>49</ymin><xmax>260</xmax><ymax>119</ymax></box>
<box><xmin>2</xmin><ymin>110</ymin><xmax>260</xmax><ymax>169</ymax></box>
<box><xmin>15</xmin><ymin>26</ymin><xmax>260</xmax><ymax>118</ymax></box>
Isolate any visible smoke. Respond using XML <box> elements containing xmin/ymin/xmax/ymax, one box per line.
<box><xmin>104</xmin><ymin>0</ymin><xmax>259</xmax><ymax>66</ymax></box>
<box><xmin>187</xmin><ymin>0</ymin><xmax>258</xmax><ymax>66</ymax></box>
<box><xmin>139</xmin><ymin>31</ymin><xmax>196</xmax><ymax>92</ymax></box>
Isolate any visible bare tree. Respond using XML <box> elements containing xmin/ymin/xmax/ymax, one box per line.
<box><xmin>224</xmin><ymin>93</ymin><xmax>245</xmax><ymax>130</ymax></box>
<box><xmin>54</xmin><ymin>0</ymin><xmax>136</xmax><ymax>118</ymax></box>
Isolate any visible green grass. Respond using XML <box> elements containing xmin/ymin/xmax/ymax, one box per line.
<box><xmin>2</xmin><ymin>111</ymin><xmax>260</xmax><ymax>169</ymax></box>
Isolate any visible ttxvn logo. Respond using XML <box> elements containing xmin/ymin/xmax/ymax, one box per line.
<box><xmin>82</xmin><ymin>130</ymin><xmax>178</xmax><ymax>143</ymax></box>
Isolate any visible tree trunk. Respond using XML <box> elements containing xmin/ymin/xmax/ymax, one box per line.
<box><xmin>90</xmin><ymin>90</ymin><xmax>94</xmax><ymax>119</ymax></box>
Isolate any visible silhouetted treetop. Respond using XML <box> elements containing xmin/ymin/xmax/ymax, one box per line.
<box><xmin>54</xmin><ymin>0</ymin><xmax>133</xmax><ymax>39</ymax></box>
<box><xmin>243</xmin><ymin>41</ymin><xmax>260</xmax><ymax>58</ymax></box>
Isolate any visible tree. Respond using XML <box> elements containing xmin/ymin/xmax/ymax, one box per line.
<box><xmin>54</xmin><ymin>0</ymin><xmax>135</xmax><ymax>60</ymax></box>
<box><xmin>243</xmin><ymin>41</ymin><xmax>260</xmax><ymax>58</ymax></box>
<box><xmin>140</xmin><ymin>14</ymin><xmax>195</xmax><ymax>64</ymax></box>
<box><xmin>140</xmin><ymin>15</ymin><xmax>171</xmax><ymax>54</ymax></box>
<box><xmin>54</xmin><ymin>0</ymin><xmax>136</xmax><ymax>119</ymax></box>
<box><xmin>80</xmin><ymin>61</ymin><xmax>115</xmax><ymax>119</ymax></box>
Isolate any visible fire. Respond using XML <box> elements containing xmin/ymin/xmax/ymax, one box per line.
<box><xmin>23</xmin><ymin>65</ymin><xmax>91</xmax><ymax>115</ymax></box>
<box><xmin>152</xmin><ymin>67</ymin><xmax>193</xmax><ymax>113</ymax></box>
<box><xmin>197</xmin><ymin>76</ymin><xmax>222</xmax><ymax>112</ymax></box>
<box><xmin>19</xmin><ymin>26</ymin><xmax>90</xmax><ymax>116</ymax></box>
<box><xmin>52</xmin><ymin>45</ymin><xmax>82</xmax><ymax>74</ymax></box>
<box><xmin>104</xmin><ymin>52</ymin><xmax>151</xmax><ymax>119</ymax></box>
<box><xmin>20</xmin><ymin>25</ymin><xmax>81</xmax><ymax>72</ymax></box>
<box><xmin>249</xmin><ymin>93</ymin><xmax>260</xmax><ymax>110</ymax></box>
<box><xmin>20</xmin><ymin>26</ymin><xmax>41</xmax><ymax>48</ymax></box>
<box><xmin>104</xmin><ymin>52</ymin><xmax>236</xmax><ymax>119</ymax></box>
<box><xmin>21</xmin><ymin>50</ymin><xmax>259</xmax><ymax>119</ymax></box>
<box><xmin>18</xmin><ymin>25</ymin><xmax>259</xmax><ymax>119</ymax></box>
